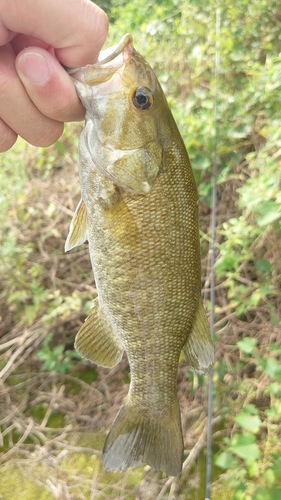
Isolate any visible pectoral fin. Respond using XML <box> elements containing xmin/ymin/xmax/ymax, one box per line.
<box><xmin>75</xmin><ymin>298</ymin><xmax>123</xmax><ymax>368</ymax></box>
<box><xmin>183</xmin><ymin>296</ymin><xmax>214</xmax><ymax>375</ymax></box>
<box><xmin>65</xmin><ymin>198</ymin><xmax>88</xmax><ymax>252</ymax></box>
<box><xmin>106</xmin><ymin>143</ymin><xmax>161</xmax><ymax>194</ymax></box>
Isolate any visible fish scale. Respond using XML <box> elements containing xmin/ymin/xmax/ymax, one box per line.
<box><xmin>65</xmin><ymin>33</ymin><xmax>214</xmax><ymax>476</ymax></box>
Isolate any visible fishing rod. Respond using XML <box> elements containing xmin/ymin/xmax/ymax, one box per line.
<box><xmin>204</xmin><ymin>6</ymin><xmax>220</xmax><ymax>500</ymax></box>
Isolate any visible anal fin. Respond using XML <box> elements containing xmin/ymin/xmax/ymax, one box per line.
<box><xmin>75</xmin><ymin>298</ymin><xmax>123</xmax><ymax>368</ymax></box>
<box><xmin>183</xmin><ymin>296</ymin><xmax>214</xmax><ymax>375</ymax></box>
<box><xmin>65</xmin><ymin>198</ymin><xmax>88</xmax><ymax>252</ymax></box>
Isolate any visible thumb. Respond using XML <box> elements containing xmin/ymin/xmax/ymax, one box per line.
<box><xmin>16</xmin><ymin>47</ymin><xmax>85</xmax><ymax>122</ymax></box>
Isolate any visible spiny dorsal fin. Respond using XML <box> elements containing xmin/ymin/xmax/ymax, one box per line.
<box><xmin>65</xmin><ymin>198</ymin><xmax>88</xmax><ymax>252</ymax></box>
<box><xmin>182</xmin><ymin>296</ymin><xmax>214</xmax><ymax>375</ymax></box>
<box><xmin>75</xmin><ymin>298</ymin><xmax>123</xmax><ymax>368</ymax></box>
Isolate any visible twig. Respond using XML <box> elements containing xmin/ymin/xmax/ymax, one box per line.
<box><xmin>0</xmin><ymin>328</ymin><xmax>44</xmax><ymax>381</ymax></box>
<box><xmin>0</xmin><ymin>421</ymin><xmax>33</xmax><ymax>463</ymax></box>
<box><xmin>40</xmin><ymin>384</ymin><xmax>65</xmax><ymax>428</ymax></box>
<box><xmin>53</xmin><ymin>441</ymin><xmax>101</xmax><ymax>456</ymax></box>
<box><xmin>0</xmin><ymin>337</ymin><xmax>20</xmax><ymax>351</ymax></box>
<box><xmin>182</xmin><ymin>428</ymin><xmax>207</xmax><ymax>471</ymax></box>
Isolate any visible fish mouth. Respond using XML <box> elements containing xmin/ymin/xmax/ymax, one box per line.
<box><xmin>67</xmin><ymin>34</ymin><xmax>134</xmax><ymax>85</ymax></box>
<box><xmin>97</xmin><ymin>33</ymin><xmax>134</xmax><ymax>65</ymax></box>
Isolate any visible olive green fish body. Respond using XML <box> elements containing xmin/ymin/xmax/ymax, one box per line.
<box><xmin>66</xmin><ymin>34</ymin><xmax>214</xmax><ymax>476</ymax></box>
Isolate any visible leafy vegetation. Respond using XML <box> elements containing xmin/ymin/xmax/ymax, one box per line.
<box><xmin>214</xmin><ymin>338</ymin><xmax>281</xmax><ymax>499</ymax></box>
<box><xmin>1</xmin><ymin>0</ymin><xmax>281</xmax><ymax>498</ymax></box>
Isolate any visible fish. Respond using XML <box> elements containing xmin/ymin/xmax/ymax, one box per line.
<box><xmin>65</xmin><ymin>34</ymin><xmax>214</xmax><ymax>476</ymax></box>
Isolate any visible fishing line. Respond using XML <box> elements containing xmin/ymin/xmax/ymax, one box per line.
<box><xmin>204</xmin><ymin>6</ymin><xmax>220</xmax><ymax>500</ymax></box>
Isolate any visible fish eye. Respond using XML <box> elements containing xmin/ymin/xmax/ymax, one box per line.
<box><xmin>132</xmin><ymin>87</ymin><xmax>153</xmax><ymax>110</ymax></box>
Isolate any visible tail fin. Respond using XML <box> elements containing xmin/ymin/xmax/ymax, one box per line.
<box><xmin>102</xmin><ymin>401</ymin><xmax>183</xmax><ymax>476</ymax></box>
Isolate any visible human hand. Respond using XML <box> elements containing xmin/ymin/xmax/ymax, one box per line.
<box><xmin>0</xmin><ymin>0</ymin><xmax>108</xmax><ymax>152</ymax></box>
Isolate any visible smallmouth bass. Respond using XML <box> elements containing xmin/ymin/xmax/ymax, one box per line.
<box><xmin>66</xmin><ymin>34</ymin><xmax>214</xmax><ymax>476</ymax></box>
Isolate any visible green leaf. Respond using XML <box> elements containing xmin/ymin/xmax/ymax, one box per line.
<box><xmin>269</xmin><ymin>343</ymin><xmax>281</xmax><ymax>354</ymax></box>
<box><xmin>256</xmin><ymin>200</ymin><xmax>281</xmax><ymax>227</ymax></box>
<box><xmin>229</xmin><ymin>433</ymin><xmax>260</xmax><ymax>460</ymax></box>
<box><xmin>242</xmin><ymin>404</ymin><xmax>259</xmax><ymax>415</ymax></box>
<box><xmin>233</xmin><ymin>485</ymin><xmax>247</xmax><ymax>500</ymax></box>
<box><xmin>273</xmin><ymin>457</ymin><xmax>281</xmax><ymax>478</ymax></box>
<box><xmin>261</xmin><ymin>357</ymin><xmax>281</xmax><ymax>378</ymax></box>
<box><xmin>24</xmin><ymin>304</ymin><xmax>38</xmax><ymax>325</ymax></box>
<box><xmin>53</xmin><ymin>345</ymin><xmax>64</xmax><ymax>357</ymax></box>
<box><xmin>237</xmin><ymin>337</ymin><xmax>257</xmax><ymax>354</ymax></box>
<box><xmin>272</xmin><ymin>488</ymin><xmax>281</xmax><ymax>500</ymax></box>
<box><xmin>254</xmin><ymin>487</ymin><xmax>274</xmax><ymax>500</ymax></box>
<box><xmin>191</xmin><ymin>153</ymin><xmax>211</xmax><ymax>171</ymax></box>
<box><xmin>54</xmin><ymin>140</ymin><xmax>65</xmax><ymax>155</ymax></box>
<box><xmin>247</xmin><ymin>458</ymin><xmax>259</xmax><ymax>477</ymax></box>
<box><xmin>235</xmin><ymin>412</ymin><xmax>261</xmax><ymax>434</ymax></box>
<box><xmin>267</xmin><ymin>382</ymin><xmax>281</xmax><ymax>396</ymax></box>
<box><xmin>265</xmin><ymin>403</ymin><xmax>281</xmax><ymax>421</ymax></box>
<box><xmin>256</xmin><ymin>258</ymin><xmax>272</xmax><ymax>274</ymax></box>
<box><xmin>264</xmin><ymin>468</ymin><xmax>276</xmax><ymax>486</ymax></box>
<box><xmin>215</xmin><ymin>451</ymin><xmax>237</xmax><ymax>470</ymax></box>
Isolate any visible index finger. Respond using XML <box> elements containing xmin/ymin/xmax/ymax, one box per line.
<box><xmin>0</xmin><ymin>0</ymin><xmax>108</xmax><ymax>66</ymax></box>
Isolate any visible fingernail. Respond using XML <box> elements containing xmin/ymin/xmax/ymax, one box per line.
<box><xmin>17</xmin><ymin>52</ymin><xmax>50</xmax><ymax>85</ymax></box>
